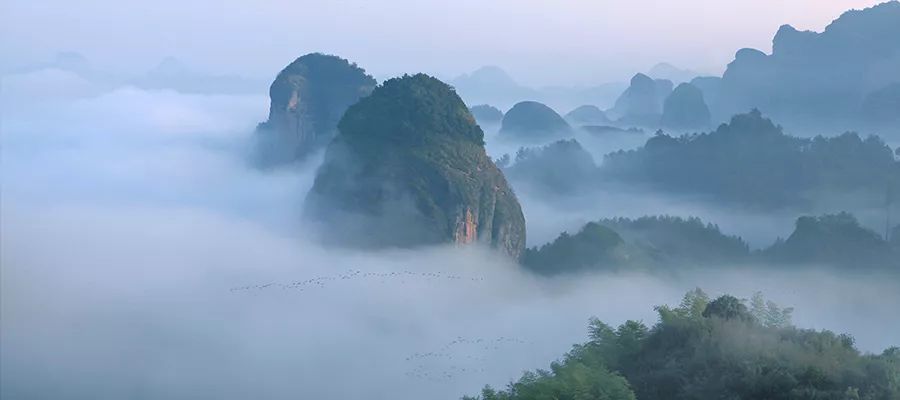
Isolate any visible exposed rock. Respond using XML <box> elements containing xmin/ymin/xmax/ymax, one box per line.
<box><xmin>499</xmin><ymin>101</ymin><xmax>571</xmax><ymax>140</ymax></box>
<box><xmin>304</xmin><ymin>74</ymin><xmax>526</xmax><ymax>259</ymax></box>
<box><xmin>255</xmin><ymin>53</ymin><xmax>376</xmax><ymax>165</ymax></box>
<box><xmin>565</xmin><ymin>105</ymin><xmax>610</xmax><ymax>126</ymax></box>
<box><xmin>469</xmin><ymin>104</ymin><xmax>504</xmax><ymax>126</ymax></box>
<box><xmin>660</xmin><ymin>83</ymin><xmax>711</xmax><ymax>129</ymax></box>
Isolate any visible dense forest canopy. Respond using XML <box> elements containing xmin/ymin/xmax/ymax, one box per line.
<box><xmin>523</xmin><ymin>213</ymin><xmax>899</xmax><ymax>275</ymax></box>
<box><xmin>764</xmin><ymin>212</ymin><xmax>899</xmax><ymax>268</ymax></box>
<box><xmin>501</xmin><ymin>139</ymin><xmax>597</xmax><ymax>195</ymax></box>
<box><xmin>466</xmin><ymin>290</ymin><xmax>900</xmax><ymax>400</ymax></box>
<box><xmin>304</xmin><ymin>73</ymin><xmax>526</xmax><ymax>258</ymax></box>
<box><xmin>602</xmin><ymin>110</ymin><xmax>899</xmax><ymax>208</ymax></box>
<box><xmin>522</xmin><ymin>216</ymin><xmax>751</xmax><ymax>275</ymax></box>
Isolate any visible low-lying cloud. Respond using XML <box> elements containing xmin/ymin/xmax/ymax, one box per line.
<box><xmin>2</xmin><ymin>74</ymin><xmax>897</xmax><ymax>400</ymax></box>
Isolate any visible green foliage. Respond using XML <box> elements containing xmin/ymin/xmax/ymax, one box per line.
<box><xmin>749</xmin><ymin>291</ymin><xmax>794</xmax><ymax>328</ymax></box>
<box><xmin>504</xmin><ymin>139</ymin><xmax>597</xmax><ymax>194</ymax></box>
<box><xmin>602</xmin><ymin>110</ymin><xmax>899</xmax><ymax>208</ymax></box>
<box><xmin>702</xmin><ymin>294</ymin><xmax>754</xmax><ymax>321</ymax></box>
<box><xmin>764</xmin><ymin>212</ymin><xmax>899</xmax><ymax>268</ymax></box>
<box><xmin>467</xmin><ymin>291</ymin><xmax>900</xmax><ymax>400</ymax></box>
<box><xmin>339</xmin><ymin>73</ymin><xmax>485</xmax><ymax>148</ymax></box>
<box><xmin>306</xmin><ymin>73</ymin><xmax>526</xmax><ymax>257</ymax></box>
<box><xmin>522</xmin><ymin>222</ymin><xmax>626</xmax><ymax>275</ymax></box>
<box><xmin>600</xmin><ymin>216</ymin><xmax>750</xmax><ymax>265</ymax></box>
<box><xmin>522</xmin><ymin>216</ymin><xmax>750</xmax><ymax>275</ymax></box>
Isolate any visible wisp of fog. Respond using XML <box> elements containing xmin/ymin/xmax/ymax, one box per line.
<box><xmin>1</xmin><ymin>70</ymin><xmax>898</xmax><ymax>400</ymax></box>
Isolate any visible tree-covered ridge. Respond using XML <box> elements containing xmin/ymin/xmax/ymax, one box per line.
<box><xmin>602</xmin><ymin>110</ymin><xmax>899</xmax><ymax>207</ymax></box>
<box><xmin>470</xmin><ymin>104</ymin><xmax>504</xmax><ymax>125</ymax></box>
<box><xmin>765</xmin><ymin>212</ymin><xmax>900</xmax><ymax>268</ymax></box>
<box><xmin>522</xmin><ymin>216</ymin><xmax>750</xmax><ymax>275</ymax></box>
<box><xmin>522</xmin><ymin>222</ymin><xmax>628</xmax><ymax>275</ymax></box>
<box><xmin>500</xmin><ymin>101</ymin><xmax>572</xmax><ymax>139</ymax></box>
<box><xmin>339</xmin><ymin>73</ymin><xmax>484</xmax><ymax>147</ymax></box>
<box><xmin>502</xmin><ymin>139</ymin><xmax>597</xmax><ymax>194</ymax></box>
<box><xmin>600</xmin><ymin>216</ymin><xmax>750</xmax><ymax>264</ymax></box>
<box><xmin>305</xmin><ymin>73</ymin><xmax>526</xmax><ymax>258</ymax></box>
<box><xmin>466</xmin><ymin>290</ymin><xmax>900</xmax><ymax>400</ymax></box>
<box><xmin>524</xmin><ymin>212</ymin><xmax>899</xmax><ymax>275</ymax></box>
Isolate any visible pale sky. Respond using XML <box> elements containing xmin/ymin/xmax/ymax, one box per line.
<box><xmin>0</xmin><ymin>0</ymin><xmax>886</xmax><ymax>85</ymax></box>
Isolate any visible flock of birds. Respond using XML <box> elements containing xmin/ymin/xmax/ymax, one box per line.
<box><xmin>229</xmin><ymin>268</ymin><xmax>487</xmax><ymax>293</ymax></box>
<box><xmin>403</xmin><ymin>336</ymin><xmax>533</xmax><ymax>382</ymax></box>
<box><xmin>231</xmin><ymin>269</ymin><xmax>532</xmax><ymax>382</ymax></box>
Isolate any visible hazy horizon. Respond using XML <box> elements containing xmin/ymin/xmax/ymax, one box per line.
<box><xmin>1</xmin><ymin>0</ymin><xmax>887</xmax><ymax>86</ymax></box>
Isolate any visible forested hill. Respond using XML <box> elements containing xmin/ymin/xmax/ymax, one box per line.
<box><xmin>465</xmin><ymin>290</ymin><xmax>900</xmax><ymax>400</ymax></box>
<box><xmin>601</xmin><ymin>110</ymin><xmax>899</xmax><ymax>208</ymax></box>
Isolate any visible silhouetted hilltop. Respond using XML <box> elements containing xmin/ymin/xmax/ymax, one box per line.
<box><xmin>304</xmin><ymin>74</ymin><xmax>526</xmax><ymax>259</ymax></box>
<box><xmin>602</xmin><ymin>216</ymin><xmax>749</xmax><ymax>265</ymax></box>
<box><xmin>603</xmin><ymin>110</ymin><xmax>899</xmax><ymax>208</ymax></box>
<box><xmin>718</xmin><ymin>1</ymin><xmax>900</xmax><ymax>128</ymax></box>
<box><xmin>648</xmin><ymin>62</ymin><xmax>699</xmax><ymax>83</ymax></box>
<box><xmin>502</xmin><ymin>139</ymin><xmax>596</xmax><ymax>194</ymax></box>
<box><xmin>132</xmin><ymin>56</ymin><xmax>263</xmax><ymax>94</ymax></box>
<box><xmin>450</xmin><ymin>66</ymin><xmax>537</xmax><ymax>109</ymax></box>
<box><xmin>660</xmin><ymin>82</ymin><xmax>711</xmax><ymax>129</ymax></box>
<box><xmin>469</xmin><ymin>104</ymin><xmax>504</xmax><ymax>126</ymax></box>
<box><xmin>255</xmin><ymin>53</ymin><xmax>376</xmax><ymax>165</ymax></box>
<box><xmin>609</xmin><ymin>73</ymin><xmax>673</xmax><ymax>125</ymax></box>
<box><xmin>765</xmin><ymin>213</ymin><xmax>899</xmax><ymax>268</ymax></box>
<box><xmin>522</xmin><ymin>216</ymin><xmax>748</xmax><ymax>275</ymax></box>
<box><xmin>499</xmin><ymin>101</ymin><xmax>572</xmax><ymax>140</ymax></box>
<box><xmin>522</xmin><ymin>222</ymin><xmax>627</xmax><ymax>275</ymax></box>
<box><xmin>565</xmin><ymin>105</ymin><xmax>610</xmax><ymax>126</ymax></box>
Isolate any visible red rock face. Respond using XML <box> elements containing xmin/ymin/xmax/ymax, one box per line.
<box><xmin>454</xmin><ymin>208</ymin><xmax>478</xmax><ymax>245</ymax></box>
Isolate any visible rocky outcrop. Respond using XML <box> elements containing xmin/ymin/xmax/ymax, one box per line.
<box><xmin>255</xmin><ymin>53</ymin><xmax>376</xmax><ymax>165</ymax></box>
<box><xmin>499</xmin><ymin>101</ymin><xmax>571</xmax><ymax>140</ymax></box>
<box><xmin>660</xmin><ymin>83</ymin><xmax>711</xmax><ymax>129</ymax></box>
<box><xmin>304</xmin><ymin>74</ymin><xmax>526</xmax><ymax>259</ymax></box>
<box><xmin>718</xmin><ymin>2</ymin><xmax>900</xmax><ymax>125</ymax></box>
